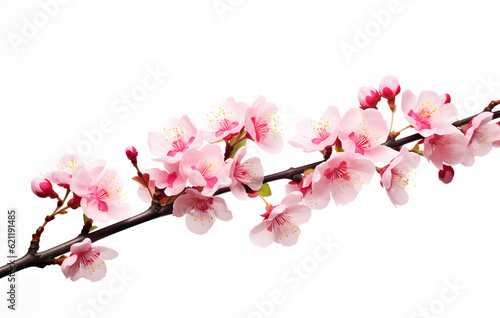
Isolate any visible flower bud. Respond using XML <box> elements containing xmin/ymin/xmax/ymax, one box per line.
<box><xmin>379</xmin><ymin>75</ymin><xmax>401</xmax><ymax>105</ymax></box>
<box><xmin>442</xmin><ymin>93</ymin><xmax>451</xmax><ymax>104</ymax></box>
<box><xmin>31</xmin><ymin>178</ymin><xmax>57</xmax><ymax>199</ymax></box>
<box><xmin>358</xmin><ymin>86</ymin><xmax>381</xmax><ymax>110</ymax></box>
<box><xmin>438</xmin><ymin>165</ymin><xmax>454</xmax><ymax>184</ymax></box>
<box><xmin>126</xmin><ymin>146</ymin><xmax>138</xmax><ymax>162</ymax></box>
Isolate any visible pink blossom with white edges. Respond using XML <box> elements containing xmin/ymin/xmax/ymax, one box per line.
<box><xmin>462</xmin><ymin>112</ymin><xmax>500</xmax><ymax>166</ymax></box>
<box><xmin>173</xmin><ymin>188</ymin><xmax>232</xmax><ymax>235</ymax></box>
<box><xmin>249</xmin><ymin>192</ymin><xmax>312</xmax><ymax>247</ymax></box>
<box><xmin>380</xmin><ymin>146</ymin><xmax>421</xmax><ymax>206</ymax></box>
<box><xmin>48</xmin><ymin>154</ymin><xmax>105</xmax><ymax>189</ymax></box>
<box><xmin>358</xmin><ymin>86</ymin><xmax>381</xmax><ymax>110</ymax></box>
<box><xmin>245</xmin><ymin>95</ymin><xmax>283</xmax><ymax>154</ymax></box>
<box><xmin>148</xmin><ymin>115</ymin><xmax>202</xmax><ymax>163</ymax></box>
<box><xmin>423</xmin><ymin>133</ymin><xmax>468</xmax><ymax>170</ymax></box>
<box><xmin>312</xmin><ymin>152</ymin><xmax>375</xmax><ymax>205</ymax></box>
<box><xmin>180</xmin><ymin>144</ymin><xmax>232</xmax><ymax>196</ymax></box>
<box><xmin>61</xmin><ymin>238</ymin><xmax>118</xmax><ymax>282</ymax></box>
<box><xmin>70</xmin><ymin>167</ymin><xmax>131</xmax><ymax>223</ymax></box>
<box><xmin>402</xmin><ymin>90</ymin><xmax>458</xmax><ymax>137</ymax></box>
<box><xmin>285</xmin><ymin>173</ymin><xmax>330</xmax><ymax>210</ymax></box>
<box><xmin>289</xmin><ymin>106</ymin><xmax>341</xmax><ymax>152</ymax></box>
<box><xmin>203</xmin><ymin>97</ymin><xmax>249</xmax><ymax>142</ymax></box>
<box><xmin>339</xmin><ymin>108</ymin><xmax>397</xmax><ymax>164</ymax></box>
<box><xmin>229</xmin><ymin>147</ymin><xmax>264</xmax><ymax>200</ymax></box>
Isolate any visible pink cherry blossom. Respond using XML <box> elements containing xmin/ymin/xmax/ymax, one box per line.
<box><xmin>423</xmin><ymin>133</ymin><xmax>468</xmax><ymax>170</ymax></box>
<box><xmin>70</xmin><ymin>167</ymin><xmax>131</xmax><ymax>223</ymax></box>
<box><xmin>173</xmin><ymin>188</ymin><xmax>232</xmax><ymax>234</ymax></box>
<box><xmin>358</xmin><ymin>86</ymin><xmax>381</xmax><ymax>110</ymax></box>
<box><xmin>249</xmin><ymin>192</ymin><xmax>312</xmax><ymax>247</ymax></box>
<box><xmin>61</xmin><ymin>238</ymin><xmax>118</xmax><ymax>282</ymax></box>
<box><xmin>379</xmin><ymin>75</ymin><xmax>401</xmax><ymax>104</ymax></box>
<box><xmin>31</xmin><ymin>177</ymin><xmax>58</xmax><ymax>199</ymax></box>
<box><xmin>148</xmin><ymin>115</ymin><xmax>202</xmax><ymax>163</ymax></box>
<box><xmin>203</xmin><ymin>97</ymin><xmax>249</xmax><ymax>142</ymax></box>
<box><xmin>285</xmin><ymin>173</ymin><xmax>330</xmax><ymax>210</ymax></box>
<box><xmin>136</xmin><ymin>163</ymin><xmax>187</xmax><ymax>203</ymax></box>
<box><xmin>289</xmin><ymin>106</ymin><xmax>341</xmax><ymax>152</ymax></box>
<box><xmin>48</xmin><ymin>154</ymin><xmax>105</xmax><ymax>189</ymax></box>
<box><xmin>180</xmin><ymin>144</ymin><xmax>232</xmax><ymax>196</ymax></box>
<box><xmin>339</xmin><ymin>108</ymin><xmax>397</xmax><ymax>164</ymax></box>
<box><xmin>380</xmin><ymin>146</ymin><xmax>421</xmax><ymax>206</ymax></box>
<box><xmin>312</xmin><ymin>152</ymin><xmax>375</xmax><ymax>205</ymax></box>
<box><xmin>229</xmin><ymin>147</ymin><xmax>264</xmax><ymax>200</ymax></box>
<box><xmin>402</xmin><ymin>90</ymin><xmax>459</xmax><ymax>137</ymax></box>
<box><xmin>462</xmin><ymin>112</ymin><xmax>500</xmax><ymax>166</ymax></box>
<box><xmin>245</xmin><ymin>95</ymin><xmax>283</xmax><ymax>154</ymax></box>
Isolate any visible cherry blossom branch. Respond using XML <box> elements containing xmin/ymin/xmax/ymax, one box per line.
<box><xmin>1</xmin><ymin>105</ymin><xmax>499</xmax><ymax>280</ymax></box>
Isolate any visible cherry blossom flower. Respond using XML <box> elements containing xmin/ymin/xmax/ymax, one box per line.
<box><xmin>48</xmin><ymin>154</ymin><xmax>105</xmax><ymax>189</ymax></box>
<box><xmin>462</xmin><ymin>112</ymin><xmax>500</xmax><ymax>166</ymax></box>
<box><xmin>402</xmin><ymin>90</ymin><xmax>458</xmax><ymax>137</ymax></box>
<box><xmin>358</xmin><ymin>86</ymin><xmax>381</xmax><ymax>110</ymax></box>
<box><xmin>61</xmin><ymin>238</ymin><xmax>118</xmax><ymax>282</ymax></box>
<box><xmin>423</xmin><ymin>133</ymin><xmax>468</xmax><ymax>170</ymax></box>
<box><xmin>31</xmin><ymin>178</ymin><xmax>58</xmax><ymax>199</ymax></box>
<box><xmin>229</xmin><ymin>147</ymin><xmax>264</xmax><ymax>200</ymax></box>
<box><xmin>180</xmin><ymin>144</ymin><xmax>232</xmax><ymax>196</ymax></box>
<box><xmin>289</xmin><ymin>106</ymin><xmax>341</xmax><ymax>152</ymax></box>
<box><xmin>245</xmin><ymin>95</ymin><xmax>283</xmax><ymax>154</ymax></box>
<box><xmin>136</xmin><ymin>163</ymin><xmax>187</xmax><ymax>203</ymax></box>
<box><xmin>148</xmin><ymin>115</ymin><xmax>202</xmax><ymax>163</ymax></box>
<box><xmin>285</xmin><ymin>173</ymin><xmax>330</xmax><ymax>210</ymax></box>
<box><xmin>379</xmin><ymin>75</ymin><xmax>401</xmax><ymax>105</ymax></box>
<box><xmin>173</xmin><ymin>188</ymin><xmax>232</xmax><ymax>234</ymax></box>
<box><xmin>380</xmin><ymin>146</ymin><xmax>421</xmax><ymax>206</ymax></box>
<box><xmin>203</xmin><ymin>97</ymin><xmax>248</xmax><ymax>142</ymax></box>
<box><xmin>250</xmin><ymin>192</ymin><xmax>312</xmax><ymax>247</ymax></box>
<box><xmin>312</xmin><ymin>152</ymin><xmax>375</xmax><ymax>205</ymax></box>
<box><xmin>339</xmin><ymin>108</ymin><xmax>397</xmax><ymax>164</ymax></box>
<box><xmin>70</xmin><ymin>167</ymin><xmax>131</xmax><ymax>223</ymax></box>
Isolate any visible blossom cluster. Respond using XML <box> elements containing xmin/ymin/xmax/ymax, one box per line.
<box><xmin>30</xmin><ymin>76</ymin><xmax>500</xmax><ymax>282</ymax></box>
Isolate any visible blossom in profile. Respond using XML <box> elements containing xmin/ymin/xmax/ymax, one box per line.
<box><xmin>203</xmin><ymin>97</ymin><xmax>248</xmax><ymax>142</ymax></box>
<box><xmin>462</xmin><ymin>112</ymin><xmax>500</xmax><ymax>166</ymax></box>
<box><xmin>402</xmin><ymin>90</ymin><xmax>458</xmax><ymax>137</ymax></box>
<box><xmin>379</xmin><ymin>75</ymin><xmax>401</xmax><ymax>105</ymax></box>
<box><xmin>173</xmin><ymin>189</ymin><xmax>232</xmax><ymax>234</ymax></box>
<box><xmin>70</xmin><ymin>167</ymin><xmax>131</xmax><ymax>223</ymax></box>
<box><xmin>245</xmin><ymin>95</ymin><xmax>283</xmax><ymax>154</ymax></box>
<box><xmin>312</xmin><ymin>152</ymin><xmax>375</xmax><ymax>205</ymax></box>
<box><xmin>358</xmin><ymin>86</ymin><xmax>381</xmax><ymax>110</ymax></box>
<box><xmin>148</xmin><ymin>115</ymin><xmax>202</xmax><ymax>163</ymax></box>
<box><xmin>31</xmin><ymin>178</ymin><xmax>58</xmax><ymax>199</ymax></box>
<box><xmin>180</xmin><ymin>144</ymin><xmax>232</xmax><ymax>196</ymax></box>
<box><xmin>48</xmin><ymin>154</ymin><xmax>105</xmax><ymax>189</ymax></box>
<box><xmin>61</xmin><ymin>238</ymin><xmax>118</xmax><ymax>282</ymax></box>
<box><xmin>250</xmin><ymin>192</ymin><xmax>311</xmax><ymax>247</ymax></box>
<box><xmin>339</xmin><ymin>108</ymin><xmax>396</xmax><ymax>164</ymax></box>
<box><xmin>289</xmin><ymin>106</ymin><xmax>341</xmax><ymax>152</ymax></box>
<box><xmin>380</xmin><ymin>146</ymin><xmax>421</xmax><ymax>206</ymax></box>
<box><xmin>229</xmin><ymin>147</ymin><xmax>264</xmax><ymax>200</ymax></box>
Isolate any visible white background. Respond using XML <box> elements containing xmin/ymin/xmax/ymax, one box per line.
<box><xmin>1</xmin><ymin>1</ymin><xmax>500</xmax><ymax>317</ymax></box>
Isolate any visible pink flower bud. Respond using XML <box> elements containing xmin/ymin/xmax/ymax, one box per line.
<box><xmin>442</xmin><ymin>93</ymin><xmax>451</xmax><ymax>104</ymax></box>
<box><xmin>31</xmin><ymin>178</ymin><xmax>57</xmax><ymax>199</ymax></box>
<box><xmin>126</xmin><ymin>146</ymin><xmax>138</xmax><ymax>161</ymax></box>
<box><xmin>438</xmin><ymin>165</ymin><xmax>454</xmax><ymax>184</ymax></box>
<box><xmin>379</xmin><ymin>75</ymin><xmax>401</xmax><ymax>104</ymax></box>
<box><xmin>358</xmin><ymin>86</ymin><xmax>381</xmax><ymax>110</ymax></box>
